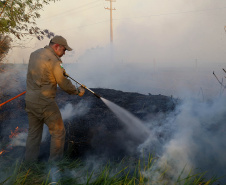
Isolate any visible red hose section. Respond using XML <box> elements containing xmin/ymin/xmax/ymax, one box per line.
<box><xmin>0</xmin><ymin>91</ymin><xmax>26</xmax><ymax>107</ymax></box>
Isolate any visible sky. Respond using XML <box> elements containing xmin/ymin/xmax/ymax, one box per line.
<box><xmin>5</xmin><ymin>0</ymin><xmax>226</xmax><ymax>98</ymax></box>
<box><xmin>8</xmin><ymin>0</ymin><xmax>226</xmax><ymax>63</ymax></box>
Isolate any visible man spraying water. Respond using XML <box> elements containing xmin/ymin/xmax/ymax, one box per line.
<box><xmin>25</xmin><ymin>35</ymin><xmax>85</xmax><ymax>162</ymax></box>
<box><xmin>24</xmin><ymin>34</ymin><xmax>149</xmax><ymax>162</ymax></box>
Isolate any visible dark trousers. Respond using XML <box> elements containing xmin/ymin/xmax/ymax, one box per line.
<box><xmin>25</xmin><ymin>101</ymin><xmax>66</xmax><ymax>162</ymax></box>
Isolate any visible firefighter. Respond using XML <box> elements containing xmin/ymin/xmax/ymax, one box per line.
<box><xmin>25</xmin><ymin>35</ymin><xmax>85</xmax><ymax>162</ymax></box>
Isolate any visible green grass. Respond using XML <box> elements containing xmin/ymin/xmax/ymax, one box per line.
<box><xmin>0</xmin><ymin>155</ymin><xmax>221</xmax><ymax>185</ymax></box>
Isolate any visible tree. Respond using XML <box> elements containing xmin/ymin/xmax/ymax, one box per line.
<box><xmin>0</xmin><ymin>0</ymin><xmax>57</xmax><ymax>40</ymax></box>
<box><xmin>0</xmin><ymin>0</ymin><xmax>58</xmax><ymax>62</ymax></box>
<box><xmin>0</xmin><ymin>34</ymin><xmax>11</xmax><ymax>61</ymax></box>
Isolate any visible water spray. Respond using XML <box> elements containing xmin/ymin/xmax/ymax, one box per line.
<box><xmin>64</xmin><ymin>72</ymin><xmax>101</xmax><ymax>99</ymax></box>
<box><xmin>63</xmin><ymin>72</ymin><xmax>149</xmax><ymax>136</ymax></box>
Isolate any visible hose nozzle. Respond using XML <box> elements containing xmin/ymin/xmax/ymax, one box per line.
<box><xmin>93</xmin><ymin>92</ymin><xmax>101</xmax><ymax>99</ymax></box>
<box><xmin>65</xmin><ymin>72</ymin><xmax>101</xmax><ymax>99</ymax></box>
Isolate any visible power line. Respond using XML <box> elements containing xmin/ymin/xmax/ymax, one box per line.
<box><xmin>39</xmin><ymin>0</ymin><xmax>102</xmax><ymax>23</ymax></box>
<box><xmin>112</xmin><ymin>6</ymin><xmax>226</xmax><ymax>21</ymax></box>
<box><xmin>41</xmin><ymin>5</ymin><xmax>226</xmax><ymax>34</ymax></box>
<box><xmin>54</xmin><ymin>19</ymin><xmax>110</xmax><ymax>33</ymax></box>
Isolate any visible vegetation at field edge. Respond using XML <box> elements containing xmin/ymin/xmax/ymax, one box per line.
<box><xmin>0</xmin><ymin>154</ymin><xmax>220</xmax><ymax>185</ymax></box>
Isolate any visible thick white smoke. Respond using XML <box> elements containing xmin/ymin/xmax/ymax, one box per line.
<box><xmin>7</xmin><ymin>125</ymin><xmax>49</xmax><ymax>148</ymax></box>
<box><xmin>64</xmin><ymin>45</ymin><xmax>225</xmax><ymax>100</ymax></box>
<box><xmin>60</xmin><ymin>100</ymin><xmax>90</xmax><ymax>121</ymax></box>
<box><xmin>9</xmin><ymin>132</ymin><xmax>27</xmax><ymax>147</ymax></box>
<box><xmin>139</xmin><ymin>97</ymin><xmax>226</xmax><ymax>183</ymax></box>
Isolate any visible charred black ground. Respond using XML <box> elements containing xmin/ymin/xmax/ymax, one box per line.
<box><xmin>0</xmin><ymin>85</ymin><xmax>178</xmax><ymax>161</ymax></box>
<box><xmin>0</xmin><ymin>64</ymin><xmax>178</xmax><ymax>161</ymax></box>
<box><xmin>58</xmin><ymin>88</ymin><xmax>177</xmax><ymax>159</ymax></box>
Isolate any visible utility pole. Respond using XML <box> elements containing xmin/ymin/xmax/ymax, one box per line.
<box><xmin>105</xmin><ymin>0</ymin><xmax>116</xmax><ymax>43</ymax></box>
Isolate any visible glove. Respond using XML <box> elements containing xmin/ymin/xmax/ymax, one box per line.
<box><xmin>77</xmin><ymin>86</ymin><xmax>85</xmax><ymax>97</ymax></box>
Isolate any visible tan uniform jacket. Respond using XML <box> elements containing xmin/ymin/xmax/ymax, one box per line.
<box><xmin>25</xmin><ymin>46</ymin><xmax>78</xmax><ymax>105</ymax></box>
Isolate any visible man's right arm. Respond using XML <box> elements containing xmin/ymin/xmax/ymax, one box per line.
<box><xmin>53</xmin><ymin>62</ymin><xmax>79</xmax><ymax>95</ymax></box>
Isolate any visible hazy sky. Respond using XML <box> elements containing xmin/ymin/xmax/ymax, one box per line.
<box><xmin>6</xmin><ymin>0</ymin><xmax>226</xmax><ymax>98</ymax></box>
<box><xmin>7</xmin><ymin>0</ymin><xmax>226</xmax><ymax>63</ymax></box>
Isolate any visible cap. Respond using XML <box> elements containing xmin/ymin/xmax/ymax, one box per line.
<box><xmin>50</xmin><ymin>35</ymin><xmax>72</xmax><ymax>51</ymax></box>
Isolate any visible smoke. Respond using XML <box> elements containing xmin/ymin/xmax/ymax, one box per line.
<box><xmin>139</xmin><ymin>97</ymin><xmax>226</xmax><ymax>183</ymax></box>
<box><xmin>63</xmin><ymin>45</ymin><xmax>226</xmax><ymax>183</ymax></box>
<box><xmin>60</xmin><ymin>100</ymin><xmax>90</xmax><ymax>121</ymax></box>
<box><xmin>6</xmin><ymin>125</ymin><xmax>49</xmax><ymax>149</ymax></box>
<box><xmin>9</xmin><ymin>132</ymin><xmax>27</xmax><ymax>147</ymax></box>
<box><xmin>71</xmin><ymin>156</ymin><xmax>106</xmax><ymax>184</ymax></box>
<box><xmin>64</xmin><ymin>45</ymin><xmax>226</xmax><ymax>100</ymax></box>
<box><xmin>48</xmin><ymin>166</ymin><xmax>61</xmax><ymax>183</ymax></box>
<box><xmin>0</xmin><ymin>64</ymin><xmax>27</xmax><ymax>96</ymax></box>
<box><xmin>138</xmin><ymin>112</ymin><xmax>177</xmax><ymax>157</ymax></box>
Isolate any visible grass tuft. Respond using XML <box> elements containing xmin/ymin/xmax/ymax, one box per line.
<box><xmin>0</xmin><ymin>154</ymin><xmax>221</xmax><ymax>185</ymax></box>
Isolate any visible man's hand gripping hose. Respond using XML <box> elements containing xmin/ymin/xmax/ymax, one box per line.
<box><xmin>63</xmin><ymin>70</ymin><xmax>101</xmax><ymax>99</ymax></box>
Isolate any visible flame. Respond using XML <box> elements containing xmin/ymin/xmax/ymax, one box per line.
<box><xmin>0</xmin><ymin>126</ymin><xmax>27</xmax><ymax>156</ymax></box>
<box><xmin>0</xmin><ymin>150</ymin><xmax>6</xmax><ymax>155</ymax></box>
<box><xmin>9</xmin><ymin>126</ymin><xmax>19</xmax><ymax>139</ymax></box>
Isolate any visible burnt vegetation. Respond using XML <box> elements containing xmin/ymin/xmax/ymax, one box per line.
<box><xmin>0</xmin><ymin>65</ymin><xmax>178</xmax><ymax>161</ymax></box>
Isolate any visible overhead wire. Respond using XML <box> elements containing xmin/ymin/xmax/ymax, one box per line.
<box><xmin>39</xmin><ymin>0</ymin><xmax>103</xmax><ymax>23</ymax></box>
<box><xmin>55</xmin><ymin>19</ymin><xmax>110</xmax><ymax>33</ymax></box>
<box><xmin>40</xmin><ymin>5</ymin><xmax>226</xmax><ymax>33</ymax></box>
<box><xmin>43</xmin><ymin>0</ymin><xmax>108</xmax><ymax>33</ymax></box>
<box><xmin>112</xmin><ymin>6</ymin><xmax>226</xmax><ymax>21</ymax></box>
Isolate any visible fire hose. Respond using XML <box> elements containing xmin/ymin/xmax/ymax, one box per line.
<box><xmin>0</xmin><ymin>91</ymin><xmax>26</xmax><ymax>107</ymax></box>
<box><xmin>0</xmin><ymin>73</ymin><xmax>101</xmax><ymax>107</ymax></box>
<box><xmin>63</xmin><ymin>72</ymin><xmax>101</xmax><ymax>99</ymax></box>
